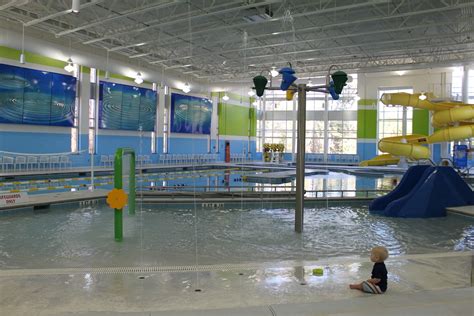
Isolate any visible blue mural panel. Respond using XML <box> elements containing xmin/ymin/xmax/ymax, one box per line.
<box><xmin>0</xmin><ymin>63</ymin><xmax>76</xmax><ymax>126</ymax></box>
<box><xmin>99</xmin><ymin>81</ymin><xmax>157</xmax><ymax>131</ymax></box>
<box><xmin>170</xmin><ymin>93</ymin><xmax>212</xmax><ymax>134</ymax></box>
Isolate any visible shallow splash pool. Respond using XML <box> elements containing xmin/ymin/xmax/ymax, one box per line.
<box><xmin>1</xmin><ymin>201</ymin><xmax>472</xmax><ymax>270</ymax></box>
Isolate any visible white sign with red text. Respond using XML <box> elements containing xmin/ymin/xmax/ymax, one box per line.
<box><xmin>0</xmin><ymin>192</ymin><xmax>29</xmax><ymax>206</ymax></box>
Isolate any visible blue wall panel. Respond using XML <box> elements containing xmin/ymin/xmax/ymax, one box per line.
<box><xmin>357</xmin><ymin>141</ymin><xmax>377</xmax><ymax>161</ymax></box>
<box><xmin>432</xmin><ymin>144</ymin><xmax>441</xmax><ymax>163</ymax></box>
<box><xmin>96</xmin><ymin>134</ymin><xmax>151</xmax><ymax>155</ymax></box>
<box><xmin>169</xmin><ymin>137</ymin><xmax>209</xmax><ymax>154</ymax></box>
<box><xmin>0</xmin><ymin>131</ymin><xmax>70</xmax><ymax>153</ymax></box>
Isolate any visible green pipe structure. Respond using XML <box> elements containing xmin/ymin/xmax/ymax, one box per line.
<box><xmin>113</xmin><ymin>147</ymin><xmax>136</xmax><ymax>242</ymax></box>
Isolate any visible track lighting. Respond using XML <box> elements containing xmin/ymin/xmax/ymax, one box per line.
<box><xmin>270</xmin><ymin>66</ymin><xmax>279</xmax><ymax>77</ymax></box>
<box><xmin>182</xmin><ymin>82</ymin><xmax>191</xmax><ymax>93</ymax></box>
<box><xmin>71</xmin><ymin>0</ymin><xmax>80</xmax><ymax>13</ymax></box>
<box><xmin>64</xmin><ymin>58</ymin><xmax>74</xmax><ymax>72</ymax></box>
<box><xmin>134</xmin><ymin>72</ymin><xmax>143</xmax><ymax>84</ymax></box>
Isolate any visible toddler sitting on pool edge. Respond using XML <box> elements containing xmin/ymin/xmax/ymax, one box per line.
<box><xmin>349</xmin><ymin>246</ymin><xmax>389</xmax><ymax>294</ymax></box>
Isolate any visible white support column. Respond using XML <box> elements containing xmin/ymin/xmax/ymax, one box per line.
<box><xmin>262</xmin><ymin>95</ymin><xmax>266</xmax><ymax>161</ymax></box>
<box><xmin>323</xmin><ymin>93</ymin><xmax>329</xmax><ymax>162</ymax></box>
<box><xmin>211</xmin><ymin>94</ymin><xmax>219</xmax><ymax>154</ymax></box>
<box><xmin>292</xmin><ymin>97</ymin><xmax>297</xmax><ymax>163</ymax></box>
<box><xmin>462</xmin><ymin>65</ymin><xmax>469</xmax><ymax>104</ymax></box>
<box><xmin>439</xmin><ymin>72</ymin><xmax>450</xmax><ymax>160</ymax></box>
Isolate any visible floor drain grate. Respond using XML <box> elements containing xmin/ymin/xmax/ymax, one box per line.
<box><xmin>0</xmin><ymin>263</ymin><xmax>263</xmax><ymax>277</ymax></box>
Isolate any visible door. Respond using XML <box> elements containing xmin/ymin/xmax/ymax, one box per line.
<box><xmin>225</xmin><ymin>141</ymin><xmax>230</xmax><ymax>163</ymax></box>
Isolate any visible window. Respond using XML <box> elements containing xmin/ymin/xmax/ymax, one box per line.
<box><xmin>258</xmin><ymin>74</ymin><xmax>359</xmax><ymax>156</ymax></box>
<box><xmin>451</xmin><ymin>67</ymin><xmax>463</xmax><ymax>101</ymax></box>
<box><xmin>451</xmin><ymin>67</ymin><xmax>474</xmax><ymax>103</ymax></box>
<box><xmin>305</xmin><ymin>120</ymin><xmax>325</xmax><ymax>153</ymax></box>
<box><xmin>377</xmin><ymin>87</ymin><xmax>413</xmax><ymax>153</ymax></box>
<box><xmin>328</xmin><ymin>73</ymin><xmax>358</xmax><ymax>111</ymax></box>
<box><xmin>328</xmin><ymin>120</ymin><xmax>357</xmax><ymax>154</ymax></box>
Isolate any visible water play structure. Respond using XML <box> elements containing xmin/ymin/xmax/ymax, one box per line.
<box><xmin>370</xmin><ymin>165</ymin><xmax>474</xmax><ymax>218</ymax></box>
<box><xmin>109</xmin><ymin>147</ymin><xmax>136</xmax><ymax>242</ymax></box>
<box><xmin>360</xmin><ymin>93</ymin><xmax>474</xmax><ymax>166</ymax></box>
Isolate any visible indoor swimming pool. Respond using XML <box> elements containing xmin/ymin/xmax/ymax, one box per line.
<box><xmin>0</xmin><ymin>166</ymin><xmax>401</xmax><ymax>196</ymax></box>
<box><xmin>1</xmin><ymin>201</ymin><xmax>472</xmax><ymax>270</ymax></box>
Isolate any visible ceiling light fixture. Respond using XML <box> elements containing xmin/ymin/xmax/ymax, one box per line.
<box><xmin>20</xmin><ymin>24</ymin><xmax>25</xmax><ymax>64</ymax></box>
<box><xmin>222</xmin><ymin>93</ymin><xmax>230</xmax><ymax>101</ymax></box>
<box><xmin>418</xmin><ymin>92</ymin><xmax>427</xmax><ymax>100</ymax></box>
<box><xmin>182</xmin><ymin>82</ymin><xmax>191</xmax><ymax>93</ymax></box>
<box><xmin>134</xmin><ymin>72</ymin><xmax>143</xmax><ymax>84</ymax></box>
<box><xmin>64</xmin><ymin>58</ymin><xmax>74</xmax><ymax>73</ymax></box>
<box><xmin>104</xmin><ymin>50</ymin><xmax>110</xmax><ymax>79</ymax></box>
<box><xmin>71</xmin><ymin>0</ymin><xmax>80</xmax><ymax>13</ymax></box>
<box><xmin>270</xmin><ymin>66</ymin><xmax>279</xmax><ymax>77</ymax></box>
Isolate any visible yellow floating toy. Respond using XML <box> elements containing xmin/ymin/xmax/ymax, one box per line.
<box><xmin>312</xmin><ymin>268</ymin><xmax>324</xmax><ymax>276</ymax></box>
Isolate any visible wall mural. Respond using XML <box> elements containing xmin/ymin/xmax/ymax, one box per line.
<box><xmin>0</xmin><ymin>63</ymin><xmax>76</xmax><ymax>126</ymax></box>
<box><xmin>170</xmin><ymin>93</ymin><xmax>212</xmax><ymax>134</ymax></box>
<box><xmin>99</xmin><ymin>81</ymin><xmax>157</xmax><ymax>131</ymax></box>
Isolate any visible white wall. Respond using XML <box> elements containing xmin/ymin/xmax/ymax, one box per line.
<box><xmin>359</xmin><ymin>69</ymin><xmax>452</xmax><ymax>100</ymax></box>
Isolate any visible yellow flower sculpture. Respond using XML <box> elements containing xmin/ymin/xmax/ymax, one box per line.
<box><xmin>107</xmin><ymin>188</ymin><xmax>128</xmax><ymax>210</ymax></box>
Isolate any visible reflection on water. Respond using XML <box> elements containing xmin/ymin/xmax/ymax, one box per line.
<box><xmin>0</xmin><ymin>203</ymin><xmax>472</xmax><ymax>269</ymax></box>
<box><xmin>0</xmin><ymin>170</ymin><xmax>402</xmax><ymax>195</ymax></box>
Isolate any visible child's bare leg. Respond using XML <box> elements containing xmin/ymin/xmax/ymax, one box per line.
<box><xmin>349</xmin><ymin>282</ymin><xmax>363</xmax><ymax>290</ymax></box>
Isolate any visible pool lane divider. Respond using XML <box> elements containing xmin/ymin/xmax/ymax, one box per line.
<box><xmin>0</xmin><ymin>167</ymin><xmax>244</xmax><ymax>187</ymax></box>
<box><xmin>1</xmin><ymin>169</ymin><xmax>268</xmax><ymax>193</ymax></box>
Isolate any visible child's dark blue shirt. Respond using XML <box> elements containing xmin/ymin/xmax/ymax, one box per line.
<box><xmin>371</xmin><ymin>262</ymin><xmax>388</xmax><ymax>292</ymax></box>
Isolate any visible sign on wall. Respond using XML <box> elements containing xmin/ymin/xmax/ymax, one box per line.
<box><xmin>98</xmin><ymin>81</ymin><xmax>157</xmax><ymax>131</ymax></box>
<box><xmin>170</xmin><ymin>93</ymin><xmax>212</xmax><ymax>134</ymax></box>
<box><xmin>0</xmin><ymin>63</ymin><xmax>76</xmax><ymax>127</ymax></box>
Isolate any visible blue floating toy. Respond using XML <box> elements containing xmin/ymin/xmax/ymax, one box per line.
<box><xmin>328</xmin><ymin>81</ymin><xmax>339</xmax><ymax>100</ymax></box>
<box><xmin>279</xmin><ymin>67</ymin><xmax>297</xmax><ymax>91</ymax></box>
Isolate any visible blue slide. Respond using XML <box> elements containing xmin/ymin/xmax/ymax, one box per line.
<box><xmin>370</xmin><ymin>166</ymin><xmax>474</xmax><ymax>218</ymax></box>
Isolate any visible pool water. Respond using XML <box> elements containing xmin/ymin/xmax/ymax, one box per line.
<box><xmin>0</xmin><ymin>168</ymin><xmax>400</xmax><ymax>195</ymax></box>
<box><xmin>1</xmin><ymin>201</ymin><xmax>472</xmax><ymax>269</ymax></box>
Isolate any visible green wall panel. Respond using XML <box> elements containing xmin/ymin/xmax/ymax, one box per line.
<box><xmin>357</xmin><ymin>98</ymin><xmax>377</xmax><ymax>107</ymax></box>
<box><xmin>357</xmin><ymin>109</ymin><xmax>377</xmax><ymax>139</ymax></box>
<box><xmin>412</xmin><ymin>109</ymin><xmax>430</xmax><ymax>135</ymax></box>
<box><xmin>0</xmin><ymin>45</ymin><xmax>141</xmax><ymax>83</ymax></box>
<box><xmin>0</xmin><ymin>45</ymin><xmax>66</xmax><ymax>68</ymax></box>
<box><xmin>218</xmin><ymin>103</ymin><xmax>256</xmax><ymax>137</ymax></box>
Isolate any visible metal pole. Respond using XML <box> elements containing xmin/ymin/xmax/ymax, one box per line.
<box><xmin>295</xmin><ymin>84</ymin><xmax>306</xmax><ymax>233</ymax></box>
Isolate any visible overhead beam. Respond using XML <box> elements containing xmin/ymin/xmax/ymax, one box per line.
<box><xmin>168</xmin><ymin>30</ymin><xmax>474</xmax><ymax>72</ymax></box>
<box><xmin>188</xmin><ymin>41</ymin><xmax>474</xmax><ymax>79</ymax></box>
<box><xmin>99</xmin><ymin>0</ymin><xmax>389</xmax><ymax>50</ymax></box>
<box><xmin>147</xmin><ymin>0</ymin><xmax>474</xmax><ymax>53</ymax></box>
<box><xmin>0</xmin><ymin>0</ymin><xmax>28</xmax><ymax>11</ymax></box>
<box><xmin>83</xmin><ymin>0</ymin><xmax>280</xmax><ymax>45</ymax></box>
<box><xmin>55</xmin><ymin>0</ymin><xmax>182</xmax><ymax>37</ymax></box>
<box><xmin>148</xmin><ymin>21</ymin><xmax>459</xmax><ymax>64</ymax></box>
<box><xmin>25</xmin><ymin>0</ymin><xmax>103</xmax><ymax>27</ymax></box>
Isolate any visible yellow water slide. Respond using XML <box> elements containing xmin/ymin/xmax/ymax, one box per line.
<box><xmin>360</xmin><ymin>93</ymin><xmax>474</xmax><ymax>166</ymax></box>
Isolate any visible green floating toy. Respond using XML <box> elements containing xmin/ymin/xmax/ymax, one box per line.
<box><xmin>312</xmin><ymin>268</ymin><xmax>324</xmax><ymax>276</ymax></box>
